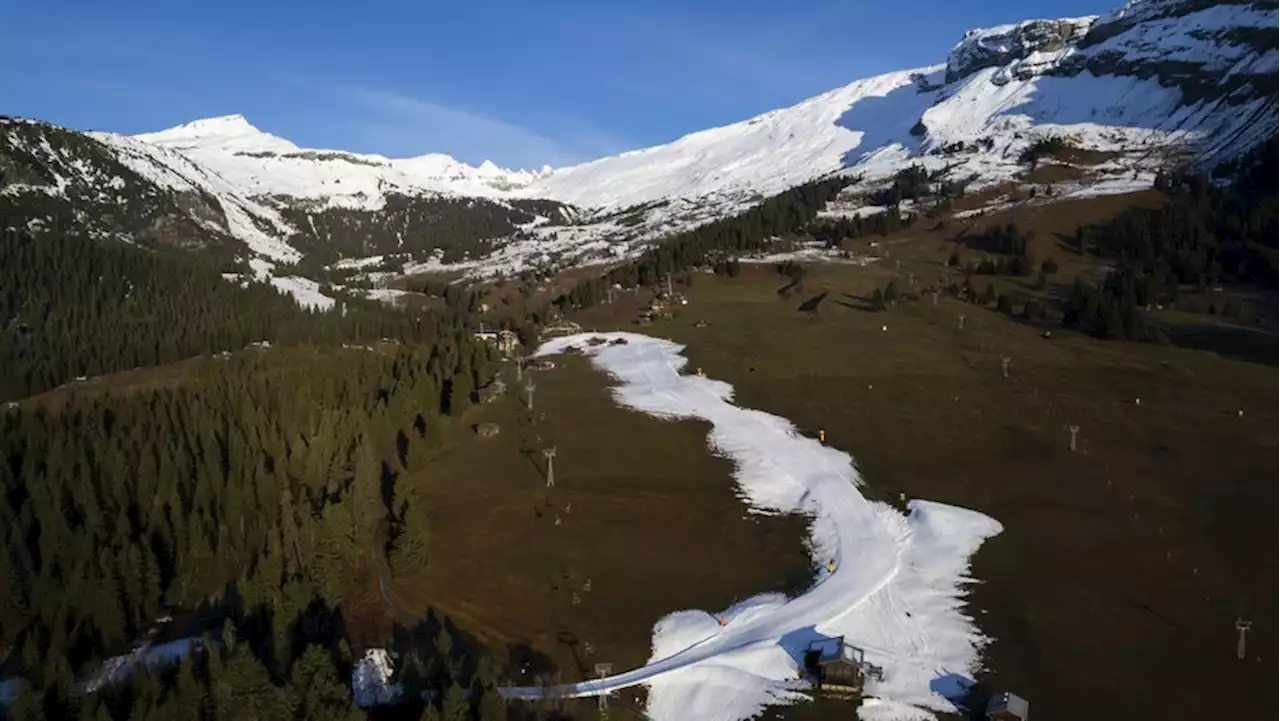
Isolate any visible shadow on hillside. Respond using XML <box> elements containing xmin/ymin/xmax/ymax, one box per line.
<box><xmin>797</xmin><ymin>292</ymin><xmax>828</xmax><ymax>313</ymax></box>
<box><xmin>833</xmin><ymin>291</ymin><xmax>878</xmax><ymax>313</ymax></box>
<box><xmin>1163</xmin><ymin>322</ymin><xmax>1278</xmax><ymax>366</ymax></box>
<box><xmin>832</xmin><ymin>62</ymin><xmax>1209</xmax><ymax>177</ymax></box>
<box><xmin>834</xmin><ymin>76</ymin><xmax>936</xmax><ymax>169</ymax></box>
<box><xmin>994</xmin><ymin>72</ymin><xmax>1185</xmax><ymax>130</ymax></box>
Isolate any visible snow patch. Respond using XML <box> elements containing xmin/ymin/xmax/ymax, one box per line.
<box><xmin>352</xmin><ymin>649</ymin><xmax>402</xmax><ymax>707</ymax></box>
<box><xmin>245</xmin><ymin>258</ymin><xmax>336</xmax><ymax>311</ymax></box>
<box><xmin>81</xmin><ymin>638</ymin><xmax>200</xmax><ymax>694</ymax></box>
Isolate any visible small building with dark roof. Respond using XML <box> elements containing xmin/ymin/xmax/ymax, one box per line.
<box><xmin>987</xmin><ymin>691</ymin><xmax>1029</xmax><ymax>721</ymax></box>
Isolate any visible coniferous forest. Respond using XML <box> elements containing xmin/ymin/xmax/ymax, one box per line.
<box><xmin>555</xmin><ymin>176</ymin><xmax>856</xmax><ymax>309</ymax></box>
<box><xmin>1063</xmin><ymin>136</ymin><xmax>1278</xmax><ymax>340</ymax></box>
<box><xmin>0</xmin><ymin>208</ymin><xmax>543</xmax><ymax>717</ymax></box>
<box><xmin>0</xmin><ymin>311</ymin><xmax>518</xmax><ymax>719</ymax></box>
<box><xmin>0</xmin><ymin>227</ymin><xmax>467</xmax><ymax>402</ymax></box>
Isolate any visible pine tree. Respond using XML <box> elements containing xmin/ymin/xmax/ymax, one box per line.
<box><xmin>436</xmin><ymin>626</ymin><xmax>456</xmax><ymax>680</ymax></box>
<box><xmin>390</xmin><ymin>483</ymin><xmax>430</xmax><ymax>576</ymax></box>
<box><xmin>210</xmin><ymin>645</ymin><xmax>292</xmax><ymax>721</ymax></box>
<box><xmin>10</xmin><ymin>678</ymin><xmax>45</xmax><ymax>721</ymax></box>
<box><xmin>349</xmin><ymin>445</ymin><xmax>385</xmax><ymax>545</ymax></box>
<box><xmin>420</xmin><ymin>702</ymin><xmax>444</xmax><ymax>721</ymax></box>
<box><xmin>447</xmin><ymin>373</ymin><xmax>472</xmax><ymax>416</ymax></box>
<box><xmin>476</xmin><ymin>684</ymin><xmax>507</xmax><ymax>721</ymax></box>
<box><xmin>981</xmin><ymin>283</ymin><xmax>997</xmax><ymax>305</ymax></box>
<box><xmin>441</xmin><ymin>682</ymin><xmax>471</xmax><ymax>721</ymax></box>
<box><xmin>290</xmin><ymin>645</ymin><xmax>364</xmax><ymax>721</ymax></box>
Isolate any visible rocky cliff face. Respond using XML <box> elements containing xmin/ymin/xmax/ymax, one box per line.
<box><xmin>945</xmin><ymin>0</ymin><xmax>1278</xmax><ymax>104</ymax></box>
<box><xmin>0</xmin><ymin>118</ymin><xmax>241</xmax><ymax>256</ymax></box>
<box><xmin>946</xmin><ymin>18</ymin><xmax>1097</xmax><ymax>84</ymax></box>
<box><xmin>1064</xmin><ymin>0</ymin><xmax>1279</xmax><ymax>104</ymax></box>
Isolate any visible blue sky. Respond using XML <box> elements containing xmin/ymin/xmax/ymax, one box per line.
<box><xmin>1</xmin><ymin>0</ymin><xmax>1116</xmax><ymax>169</ymax></box>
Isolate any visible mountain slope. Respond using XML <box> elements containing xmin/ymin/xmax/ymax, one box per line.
<box><xmin>523</xmin><ymin>0</ymin><xmax>1277</xmax><ymax>211</ymax></box>
<box><xmin>2</xmin><ymin>0</ymin><xmax>1275</xmax><ymax>291</ymax></box>
<box><xmin>135</xmin><ymin>114</ymin><xmax>548</xmax><ymax>210</ymax></box>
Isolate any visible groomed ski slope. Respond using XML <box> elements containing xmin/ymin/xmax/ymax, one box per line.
<box><xmin>510</xmin><ymin>333</ymin><xmax>1002</xmax><ymax>721</ymax></box>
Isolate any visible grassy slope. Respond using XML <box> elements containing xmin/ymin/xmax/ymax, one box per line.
<box><xmin>565</xmin><ymin>241</ymin><xmax>1276</xmax><ymax>721</ymax></box>
<box><xmin>386</xmin><ymin>356</ymin><xmax>812</xmax><ymax>682</ymax></box>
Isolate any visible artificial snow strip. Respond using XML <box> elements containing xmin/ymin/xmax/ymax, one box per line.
<box><xmin>509</xmin><ymin>332</ymin><xmax>1003</xmax><ymax>721</ymax></box>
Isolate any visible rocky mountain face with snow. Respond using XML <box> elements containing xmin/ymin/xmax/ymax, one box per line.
<box><xmin>2</xmin><ymin>0</ymin><xmax>1275</xmax><ymax>304</ymax></box>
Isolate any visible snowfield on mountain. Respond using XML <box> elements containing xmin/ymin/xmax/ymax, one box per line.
<box><xmin>2</xmin><ymin>0</ymin><xmax>1276</xmax><ymax>294</ymax></box>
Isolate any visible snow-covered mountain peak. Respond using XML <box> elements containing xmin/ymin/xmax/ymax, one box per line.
<box><xmin>136</xmin><ymin>114</ymin><xmax>298</xmax><ymax>155</ymax></box>
<box><xmin>4</xmin><ymin>0</ymin><xmax>1273</xmax><ymax>290</ymax></box>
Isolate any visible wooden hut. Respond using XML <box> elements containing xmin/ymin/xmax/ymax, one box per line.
<box><xmin>474</xmin><ymin>422</ymin><xmax>501</xmax><ymax>438</ymax></box>
<box><xmin>802</xmin><ymin>637</ymin><xmax>882</xmax><ymax>696</ymax></box>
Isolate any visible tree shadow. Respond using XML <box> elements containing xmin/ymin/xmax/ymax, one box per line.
<box><xmin>380</xmin><ymin>460</ymin><xmax>398</xmax><ymax>513</ymax></box>
<box><xmin>777</xmin><ymin>278</ymin><xmax>805</xmax><ymax>299</ymax></box>
<box><xmin>507</xmin><ymin>640</ymin><xmax>559</xmax><ymax>688</ymax></box>
<box><xmin>1163</xmin><ymin>323</ymin><xmax>1278</xmax><ymax>366</ymax></box>
<box><xmin>388</xmin><ymin>609</ymin><xmax>490</xmax><ymax>685</ymax></box>
<box><xmin>797</xmin><ymin>292</ymin><xmax>829</xmax><ymax>313</ymax></box>
<box><xmin>517</xmin><ymin>443</ymin><xmax>550</xmax><ymax>479</ymax></box>
<box><xmin>834</xmin><ymin>291</ymin><xmax>880</xmax><ymax>313</ymax></box>
<box><xmin>1053</xmin><ymin>231</ymin><xmax>1083</xmax><ymax>253</ymax></box>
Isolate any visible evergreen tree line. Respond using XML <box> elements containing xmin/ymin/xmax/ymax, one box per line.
<box><xmin>0</xmin><ymin>229</ymin><xmax>468</xmax><ymax>402</ymax></box>
<box><xmin>867</xmin><ymin>164</ymin><xmax>931</xmax><ymax>206</ymax></box>
<box><xmin>1062</xmin><ymin>136</ymin><xmax>1278</xmax><ymax>341</ymax></box>
<box><xmin>807</xmin><ymin>207</ymin><xmax>918</xmax><ymax>247</ymax></box>
<box><xmin>281</xmin><ymin>194</ymin><xmax>539</xmax><ymax>270</ymax></box>
<box><xmin>3</xmin><ymin>616</ymin><xmax>513</xmax><ymax>721</ymax></box>
<box><xmin>864</xmin><ymin>164</ymin><xmax>973</xmax><ymax>209</ymax></box>
<box><xmin>1018</xmin><ymin>136</ymin><xmax>1069</xmax><ymax>167</ymax></box>
<box><xmin>944</xmin><ymin>223</ymin><xmax>1037</xmax><ymax>278</ymax></box>
<box><xmin>1</xmin><ymin>339</ymin><xmax>505</xmax><ymax>719</ymax></box>
<box><xmin>555</xmin><ymin>176</ymin><xmax>855</xmax><ymax>309</ymax></box>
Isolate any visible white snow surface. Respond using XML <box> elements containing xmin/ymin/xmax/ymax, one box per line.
<box><xmin>352</xmin><ymin>649</ymin><xmax>402</xmax><ymax>707</ymax></box>
<box><xmin>504</xmin><ymin>333</ymin><xmax>1003</xmax><ymax>721</ymax></box>
<box><xmin>12</xmin><ymin>0</ymin><xmax>1273</xmax><ymax>280</ymax></box>
<box><xmin>245</xmin><ymin>258</ymin><xmax>336</xmax><ymax>311</ymax></box>
<box><xmin>136</xmin><ymin>115</ymin><xmax>548</xmax><ymax>211</ymax></box>
<box><xmin>1082</xmin><ymin>1</ymin><xmax>1280</xmax><ymax>72</ymax></box>
<box><xmin>80</xmin><ymin>638</ymin><xmax>200</xmax><ymax>694</ymax></box>
<box><xmin>86</xmin><ymin>131</ymin><xmax>303</xmax><ymax>262</ymax></box>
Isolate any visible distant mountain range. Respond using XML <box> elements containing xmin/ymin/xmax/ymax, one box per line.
<box><xmin>3</xmin><ymin>0</ymin><xmax>1276</xmax><ymax>307</ymax></box>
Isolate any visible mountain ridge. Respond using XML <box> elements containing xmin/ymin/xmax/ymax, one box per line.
<box><xmin>3</xmin><ymin>0</ymin><xmax>1276</xmax><ymax>302</ymax></box>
